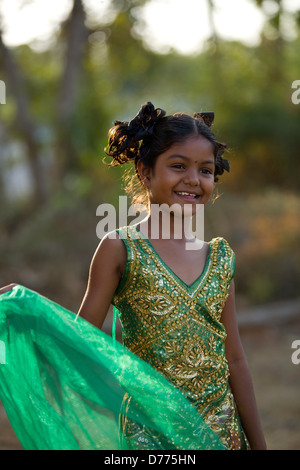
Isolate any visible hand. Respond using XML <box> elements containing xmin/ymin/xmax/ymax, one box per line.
<box><xmin>0</xmin><ymin>283</ymin><xmax>18</xmax><ymax>295</ymax></box>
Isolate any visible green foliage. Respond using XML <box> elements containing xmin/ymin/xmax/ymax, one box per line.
<box><xmin>2</xmin><ymin>7</ymin><xmax>300</xmax><ymax>195</ymax></box>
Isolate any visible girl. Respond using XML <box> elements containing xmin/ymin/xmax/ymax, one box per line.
<box><xmin>0</xmin><ymin>102</ymin><xmax>266</xmax><ymax>451</ymax></box>
<box><xmin>78</xmin><ymin>102</ymin><xmax>266</xmax><ymax>450</ymax></box>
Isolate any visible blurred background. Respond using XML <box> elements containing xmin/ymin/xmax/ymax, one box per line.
<box><xmin>0</xmin><ymin>0</ymin><xmax>299</xmax><ymax>450</ymax></box>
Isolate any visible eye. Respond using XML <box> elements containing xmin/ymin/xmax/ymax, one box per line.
<box><xmin>171</xmin><ymin>164</ymin><xmax>185</xmax><ymax>169</ymax></box>
<box><xmin>200</xmin><ymin>168</ymin><xmax>214</xmax><ymax>175</ymax></box>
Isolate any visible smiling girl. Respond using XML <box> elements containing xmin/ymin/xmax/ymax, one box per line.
<box><xmin>0</xmin><ymin>102</ymin><xmax>266</xmax><ymax>451</ymax></box>
<box><xmin>77</xmin><ymin>102</ymin><xmax>266</xmax><ymax>450</ymax></box>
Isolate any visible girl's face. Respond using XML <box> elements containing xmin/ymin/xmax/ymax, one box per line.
<box><xmin>138</xmin><ymin>135</ymin><xmax>215</xmax><ymax>214</ymax></box>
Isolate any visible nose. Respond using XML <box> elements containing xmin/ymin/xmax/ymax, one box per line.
<box><xmin>183</xmin><ymin>168</ymin><xmax>200</xmax><ymax>186</ymax></box>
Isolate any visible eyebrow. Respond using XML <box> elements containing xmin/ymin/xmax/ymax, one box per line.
<box><xmin>166</xmin><ymin>154</ymin><xmax>215</xmax><ymax>165</ymax></box>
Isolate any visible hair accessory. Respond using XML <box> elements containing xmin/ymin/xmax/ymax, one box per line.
<box><xmin>126</xmin><ymin>102</ymin><xmax>166</xmax><ymax>141</ymax></box>
<box><xmin>215</xmin><ymin>142</ymin><xmax>230</xmax><ymax>174</ymax></box>
<box><xmin>193</xmin><ymin>112</ymin><xmax>214</xmax><ymax>128</ymax></box>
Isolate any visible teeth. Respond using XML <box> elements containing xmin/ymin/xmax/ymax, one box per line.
<box><xmin>176</xmin><ymin>192</ymin><xmax>197</xmax><ymax>197</ymax></box>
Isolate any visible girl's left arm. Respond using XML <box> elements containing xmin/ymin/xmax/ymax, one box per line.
<box><xmin>221</xmin><ymin>280</ymin><xmax>267</xmax><ymax>450</ymax></box>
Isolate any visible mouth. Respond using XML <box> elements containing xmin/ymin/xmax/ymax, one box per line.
<box><xmin>174</xmin><ymin>191</ymin><xmax>200</xmax><ymax>201</ymax></box>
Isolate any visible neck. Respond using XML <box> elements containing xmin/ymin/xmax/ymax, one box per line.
<box><xmin>138</xmin><ymin>204</ymin><xmax>201</xmax><ymax>242</ymax></box>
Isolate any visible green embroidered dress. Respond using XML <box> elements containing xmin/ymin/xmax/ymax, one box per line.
<box><xmin>112</xmin><ymin>225</ymin><xmax>248</xmax><ymax>450</ymax></box>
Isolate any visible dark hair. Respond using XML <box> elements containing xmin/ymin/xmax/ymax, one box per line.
<box><xmin>104</xmin><ymin>102</ymin><xmax>229</xmax><ymax>207</ymax></box>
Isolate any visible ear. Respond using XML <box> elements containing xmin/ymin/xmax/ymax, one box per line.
<box><xmin>136</xmin><ymin>160</ymin><xmax>152</xmax><ymax>188</ymax></box>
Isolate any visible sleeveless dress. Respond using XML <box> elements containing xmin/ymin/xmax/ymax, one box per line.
<box><xmin>112</xmin><ymin>225</ymin><xmax>249</xmax><ymax>450</ymax></box>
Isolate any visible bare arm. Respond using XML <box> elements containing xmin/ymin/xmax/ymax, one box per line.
<box><xmin>221</xmin><ymin>281</ymin><xmax>267</xmax><ymax>450</ymax></box>
<box><xmin>77</xmin><ymin>233</ymin><xmax>127</xmax><ymax>329</ymax></box>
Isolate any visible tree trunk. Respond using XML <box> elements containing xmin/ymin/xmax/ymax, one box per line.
<box><xmin>0</xmin><ymin>29</ymin><xmax>46</xmax><ymax>206</ymax></box>
<box><xmin>207</xmin><ymin>0</ymin><xmax>219</xmax><ymax>47</ymax></box>
<box><xmin>54</xmin><ymin>0</ymin><xmax>89</xmax><ymax>187</ymax></box>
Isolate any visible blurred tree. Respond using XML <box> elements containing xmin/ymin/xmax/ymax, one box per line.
<box><xmin>0</xmin><ymin>26</ymin><xmax>46</xmax><ymax>206</ymax></box>
<box><xmin>252</xmin><ymin>0</ymin><xmax>300</xmax><ymax>41</ymax></box>
<box><xmin>206</xmin><ymin>0</ymin><xmax>219</xmax><ymax>46</ymax></box>
<box><xmin>54</xmin><ymin>0</ymin><xmax>89</xmax><ymax>188</ymax></box>
<box><xmin>0</xmin><ymin>0</ymin><xmax>300</xmax><ymax>207</ymax></box>
<box><xmin>0</xmin><ymin>0</ymin><xmax>158</xmax><ymax>206</ymax></box>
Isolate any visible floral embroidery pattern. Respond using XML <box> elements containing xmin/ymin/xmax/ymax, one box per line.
<box><xmin>113</xmin><ymin>226</ymin><xmax>248</xmax><ymax>450</ymax></box>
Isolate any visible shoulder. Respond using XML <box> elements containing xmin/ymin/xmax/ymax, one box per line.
<box><xmin>98</xmin><ymin>229</ymin><xmax>125</xmax><ymax>248</ymax></box>
<box><xmin>211</xmin><ymin>237</ymin><xmax>235</xmax><ymax>256</ymax></box>
<box><xmin>210</xmin><ymin>237</ymin><xmax>236</xmax><ymax>279</ymax></box>
<box><xmin>92</xmin><ymin>229</ymin><xmax>127</xmax><ymax>272</ymax></box>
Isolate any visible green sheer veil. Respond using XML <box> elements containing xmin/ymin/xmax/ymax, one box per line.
<box><xmin>0</xmin><ymin>285</ymin><xmax>225</xmax><ymax>450</ymax></box>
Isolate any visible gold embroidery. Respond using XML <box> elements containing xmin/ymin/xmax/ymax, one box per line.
<box><xmin>113</xmin><ymin>225</ymin><xmax>248</xmax><ymax>450</ymax></box>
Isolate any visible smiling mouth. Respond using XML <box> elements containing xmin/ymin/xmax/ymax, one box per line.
<box><xmin>174</xmin><ymin>191</ymin><xmax>200</xmax><ymax>199</ymax></box>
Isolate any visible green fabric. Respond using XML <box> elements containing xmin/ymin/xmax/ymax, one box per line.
<box><xmin>0</xmin><ymin>285</ymin><xmax>225</xmax><ymax>450</ymax></box>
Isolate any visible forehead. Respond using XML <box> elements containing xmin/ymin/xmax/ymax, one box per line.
<box><xmin>160</xmin><ymin>135</ymin><xmax>215</xmax><ymax>160</ymax></box>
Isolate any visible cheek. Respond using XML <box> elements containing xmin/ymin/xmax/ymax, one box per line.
<box><xmin>202</xmin><ymin>174</ymin><xmax>214</xmax><ymax>188</ymax></box>
<box><xmin>201</xmin><ymin>177</ymin><xmax>215</xmax><ymax>198</ymax></box>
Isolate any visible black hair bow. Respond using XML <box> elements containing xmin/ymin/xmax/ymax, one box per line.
<box><xmin>193</xmin><ymin>112</ymin><xmax>214</xmax><ymax>128</ymax></box>
<box><xmin>126</xmin><ymin>102</ymin><xmax>166</xmax><ymax>141</ymax></box>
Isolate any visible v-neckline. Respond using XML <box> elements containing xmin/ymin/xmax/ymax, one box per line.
<box><xmin>133</xmin><ymin>225</ymin><xmax>213</xmax><ymax>291</ymax></box>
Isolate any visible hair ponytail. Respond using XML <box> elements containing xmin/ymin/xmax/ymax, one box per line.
<box><xmin>104</xmin><ymin>121</ymin><xmax>140</xmax><ymax>165</ymax></box>
<box><xmin>104</xmin><ymin>102</ymin><xmax>166</xmax><ymax>166</ymax></box>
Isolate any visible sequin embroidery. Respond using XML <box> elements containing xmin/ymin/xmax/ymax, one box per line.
<box><xmin>112</xmin><ymin>225</ymin><xmax>248</xmax><ymax>450</ymax></box>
